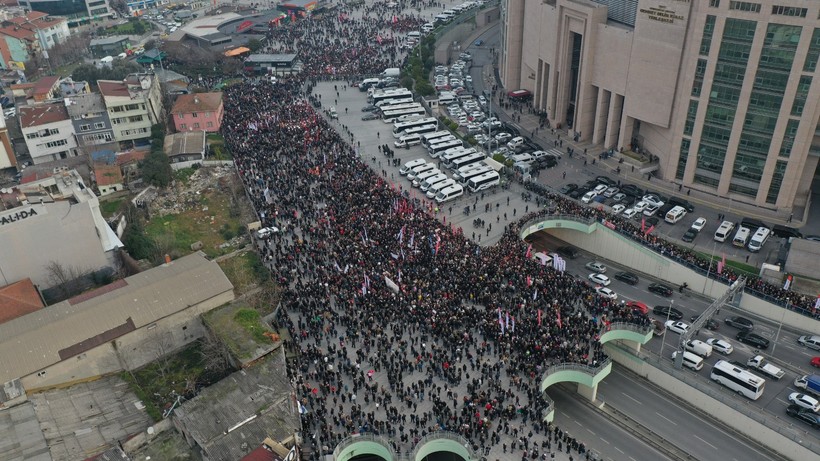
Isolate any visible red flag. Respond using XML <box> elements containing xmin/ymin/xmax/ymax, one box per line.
<box><xmin>537</xmin><ymin>309</ymin><xmax>542</xmax><ymax>327</ymax></box>
<box><xmin>556</xmin><ymin>307</ymin><xmax>562</xmax><ymax>328</ymax></box>
<box><xmin>644</xmin><ymin>225</ymin><xmax>655</xmax><ymax>236</ymax></box>
<box><xmin>435</xmin><ymin>234</ymin><xmax>441</xmax><ymax>255</ymax></box>
<box><xmin>641</xmin><ymin>217</ymin><xmax>646</xmax><ymax>232</ymax></box>
<box><xmin>526</xmin><ymin>275</ymin><xmax>532</xmax><ymax>287</ymax></box>
<box><xmin>525</xmin><ymin>243</ymin><xmax>532</xmax><ymax>259</ymax></box>
<box><xmin>392</xmin><ymin>15</ymin><xmax>398</xmax><ymax>24</ymax></box>
<box><xmin>717</xmin><ymin>253</ymin><xmax>725</xmax><ymax>274</ymax></box>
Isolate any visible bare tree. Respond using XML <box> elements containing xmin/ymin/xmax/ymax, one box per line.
<box><xmin>44</xmin><ymin>260</ymin><xmax>92</xmax><ymax>298</ymax></box>
<box><xmin>150</xmin><ymin>331</ymin><xmax>176</xmax><ymax>380</ymax></box>
<box><xmin>199</xmin><ymin>329</ymin><xmax>234</xmax><ymax>372</ymax></box>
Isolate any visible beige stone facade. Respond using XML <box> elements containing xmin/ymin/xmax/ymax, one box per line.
<box><xmin>502</xmin><ymin>0</ymin><xmax>820</xmax><ymax>210</ymax></box>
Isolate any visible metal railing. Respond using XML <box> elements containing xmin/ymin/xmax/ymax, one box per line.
<box><xmin>411</xmin><ymin>430</ymin><xmax>478</xmax><ymax>461</ymax></box>
<box><xmin>332</xmin><ymin>433</ymin><xmax>396</xmax><ymax>461</ymax></box>
<box><xmin>542</xmin><ymin>359</ymin><xmax>612</xmax><ymax>380</ymax></box>
<box><xmin>605</xmin><ymin>321</ymin><xmax>653</xmax><ymax>336</ymax></box>
<box><xmin>621</xmin><ymin>343</ymin><xmax>820</xmax><ymax>455</ymax></box>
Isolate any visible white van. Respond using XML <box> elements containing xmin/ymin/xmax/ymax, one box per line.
<box><xmin>732</xmin><ymin>226</ymin><xmax>751</xmax><ymax>247</ymax></box>
<box><xmin>407</xmin><ymin>163</ymin><xmax>436</xmax><ymax>180</ymax></box>
<box><xmin>358</xmin><ymin>78</ymin><xmax>380</xmax><ymax>90</ymax></box>
<box><xmin>714</xmin><ymin>220</ymin><xmax>735</xmax><ymax>242</ymax></box>
<box><xmin>438</xmin><ymin>92</ymin><xmax>457</xmax><ymax>105</ymax></box>
<box><xmin>435</xmin><ymin>184</ymin><xmax>464</xmax><ymax>203</ymax></box>
<box><xmin>531</xmin><ymin>251</ymin><xmax>553</xmax><ymax>266</ymax></box>
<box><xmin>672</xmin><ymin>350</ymin><xmax>704</xmax><ymax>371</ymax></box>
<box><xmin>513</xmin><ymin>162</ymin><xmax>531</xmax><ymax>176</ymax></box>
<box><xmin>685</xmin><ymin>340</ymin><xmax>713</xmax><ymax>358</ymax></box>
<box><xmin>400</xmin><ymin>158</ymin><xmax>426</xmax><ymax>175</ymax></box>
<box><xmin>510</xmin><ymin>153</ymin><xmax>534</xmax><ymax>164</ymax></box>
<box><xmin>412</xmin><ymin>168</ymin><xmax>442</xmax><ymax>187</ymax></box>
<box><xmin>407</xmin><ymin>31</ymin><xmax>421</xmax><ymax>40</ymax></box>
<box><xmin>747</xmin><ymin>227</ymin><xmax>770</xmax><ymax>252</ymax></box>
<box><xmin>394</xmin><ymin>134</ymin><xmax>422</xmax><ymax>148</ymax></box>
<box><xmin>664</xmin><ymin>206</ymin><xmax>687</xmax><ymax>224</ymax></box>
<box><xmin>420</xmin><ymin>173</ymin><xmax>448</xmax><ymax>192</ymax></box>
<box><xmin>426</xmin><ymin>179</ymin><xmax>456</xmax><ymax>198</ymax></box>
<box><xmin>421</xmin><ymin>23</ymin><xmax>435</xmax><ymax>33</ymax></box>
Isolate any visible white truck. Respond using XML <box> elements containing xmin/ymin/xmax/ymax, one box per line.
<box><xmin>381</xmin><ymin>67</ymin><xmax>401</xmax><ymax>79</ymax></box>
<box><xmin>746</xmin><ymin>355</ymin><xmax>785</xmax><ymax>380</ymax></box>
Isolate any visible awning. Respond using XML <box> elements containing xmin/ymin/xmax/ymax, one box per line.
<box><xmin>225</xmin><ymin>47</ymin><xmax>250</xmax><ymax>57</ymax></box>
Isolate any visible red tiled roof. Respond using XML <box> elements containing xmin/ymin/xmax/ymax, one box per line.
<box><xmin>97</xmin><ymin>80</ymin><xmax>130</xmax><ymax>98</ymax></box>
<box><xmin>172</xmin><ymin>92</ymin><xmax>223</xmax><ymax>114</ymax></box>
<box><xmin>32</xmin><ymin>75</ymin><xmax>59</xmax><ymax>95</ymax></box>
<box><xmin>241</xmin><ymin>445</ymin><xmax>276</xmax><ymax>461</ymax></box>
<box><xmin>0</xmin><ymin>278</ymin><xmax>44</xmax><ymax>325</ymax></box>
<box><xmin>94</xmin><ymin>164</ymin><xmax>123</xmax><ymax>186</ymax></box>
<box><xmin>19</xmin><ymin>103</ymin><xmax>69</xmax><ymax>128</ymax></box>
<box><xmin>0</xmin><ymin>26</ymin><xmax>36</xmax><ymax>41</ymax></box>
<box><xmin>116</xmin><ymin>149</ymin><xmax>149</xmax><ymax>165</ymax></box>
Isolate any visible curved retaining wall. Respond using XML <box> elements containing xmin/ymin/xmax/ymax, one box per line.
<box><xmin>520</xmin><ymin>217</ymin><xmax>816</xmax><ymax>331</ymax></box>
<box><xmin>539</xmin><ymin>361</ymin><xmax>613</xmax><ymax>394</ymax></box>
<box><xmin>599</xmin><ymin>322</ymin><xmax>654</xmax><ymax>345</ymax></box>
<box><xmin>334</xmin><ymin>435</ymin><xmax>395</xmax><ymax>461</ymax></box>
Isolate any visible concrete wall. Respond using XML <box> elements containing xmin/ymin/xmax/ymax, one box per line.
<box><xmin>521</xmin><ymin>218</ymin><xmax>817</xmax><ymax>331</ymax></box>
<box><xmin>605</xmin><ymin>343</ymin><xmax>817</xmax><ymax>461</ymax></box>
<box><xmin>21</xmin><ymin>289</ymin><xmax>234</xmax><ymax>392</ymax></box>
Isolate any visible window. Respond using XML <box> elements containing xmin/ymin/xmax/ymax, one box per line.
<box><xmin>729</xmin><ymin>1</ymin><xmax>761</xmax><ymax>13</ymax></box>
<box><xmin>710</xmin><ymin>0</ymin><xmax>720</xmax><ymax>6</ymax></box>
<box><xmin>771</xmin><ymin>5</ymin><xmax>807</xmax><ymax>17</ymax></box>
<box><xmin>178</xmin><ymin>113</ymin><xmax>184</xmax><ymax>119</ymax></box>
<box><xmin>805</xmin><ymin>29</ymin><xmax>820</xmax><ymax>73</ymax></box>
<box><xmin>121</xmin><ymin>127</ymin><xmax>149</xmax><ymax>136</ymax></box>
<box><xmin>44</xmin><ymin>139</ymin><xmax>68</xmax><ymax>148</ymax></box>
<box><xmin>766</xmin><ymin>160</ymin><xmax>787</xmax><ymax>203</ymax></box>
<box><xmin>180</xmin><ymin>123</ymin><xmax>186</xmax><ymax>129</ymax></box>
<box><xmin>193</xmin><ymin>123</ymin><xmax>200</xmax><ymax>129</ymax></box>
<box><xmin>700</xmin><ymin>16</ymin><xmax>717</xmax><ymax>56</ymax></box>
<box><xmin>94</xmin><ymin>122</ymin><xmax>105</xmax><ymax>129</ymax></box>
<box><xmin>128</xmin><ymin>115</ymin><xmax>144</xmax><ymax>123</ymax></box>
<box><xmin>83</xmin><ymin>133</ymin><xmax>113</xmax><ymax>143</ymax></box>
<box><xmin>207</xmin><ymin>121</ymin><xmax>214</xmax><ymax>128</ymax></box>
<box><xmin>192</xmin><ymin>112</ymin><xmax>198</xmax><ymax>118</ymax></box>
<box><xmin>676</xmin><ymin>138</ymin><xmax>690</xmax><ymax>180</ymax></box>
<box><xmin>80</xmin><ymin>124</ymin><xmax>91</xmax><ymax>132</ymax></box>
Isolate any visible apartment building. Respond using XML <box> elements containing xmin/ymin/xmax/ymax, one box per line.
<box><xmin>19</xmin><ymin>102</ymin><xmax>79</xmax><ymax>164</ymax></box>
<box><xmin>98</xmin><ymin>73</ymin><xmax>163</xmax><ymax>145</ymax></box>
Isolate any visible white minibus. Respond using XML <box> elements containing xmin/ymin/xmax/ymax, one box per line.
<box><xmin>399</xmin><ymin>158</ymin><xmax>426</xmax><ymax>176</ymax></box>
<box><xmin>747</xmin><ymin>227</ymin><xmax>770</xmax><ymax>252</ymax></box>
<box><xmin>394</xmin><ymin>134</ymin><xmax>422</xmax><ymax>148</ymax></box>
<box><xmin>407</xmin><ymin>163</ymin><xmax>436</xmax><ymax>180</ymax></box>
<box><xmin>435</xmin><ymin>184</ymin><xmax>464</xmax><ymax>203</ymax></box>
<box><xmin>420</xmin><ymin>173</ymin><xmax>449</xmax><ymax>192</ymax></box>
<box><xmin>664</xmin><ymin>206</ymin><xmax>687</xmax><ymax>224</ymax></box>
<box><xmin>426</xmin><ymin>179</ymin><xmax>456</xmax><ymax>198</ymax></box>
<box><xmin>672</xmin><ymin>350</ymin><xmax>704</xmax><ymax>371</ymax></box>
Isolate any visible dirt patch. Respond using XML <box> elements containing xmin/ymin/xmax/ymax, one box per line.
<box><xmin>203</xmin><ymin>303</ymin><xmax>280</xmax><ymax>362</ymax></box>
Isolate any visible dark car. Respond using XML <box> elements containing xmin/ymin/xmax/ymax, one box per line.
<box><xmin>614</xmin><ymin>271</ymin><xmax>639</xmax><ymax>285</ymax></box>
<box><xmin>595</xmin><ymin>176</ymin><xmax>616</xmax><ymax>187</ymax></box>
<box><xmin>681</xmin><ymin>228</ymin><xmax>698</xmax><ymax>242</ymax></box>
<box><xmin>362</xmin><ymin>105</ymin><xmax>378</xmax><ymax>112</ymax></box>
<box><xmin>559</xmin><ymin>183</ymin><xmax>578</xmax><ymax>194</ymax></box>
<box><xmin>787</xmin><ymin>404</ymin><xmax>820</xmax><ymax>428</ymax></box>
<box><xmin>581</xmin><ymin>180</ymin><xmax>598</xmax><ymax>190</ymax></box>
<box><xmin>568</xmin><ymin>189</ymin><xmax>584</xmax><ymax>199</ymax></box>
<box><xmin>658</xmin><ymin>202</ymin><xmax>675</xmax><ymax>217</ymax></box>
<box><xmin>361</xmin><ymin>113</ymin><xmax>379</xmax><ymax>121</ymax></box>
<box><xmin>556</xmin><ymin>246</ymin><xmax>578</xmax><ymax>259</ymax></box>
<box><xmin>621</xmin><ymin>184</ymin><xmax>644</xmax><ymax>197</ymax></box>
<box><xmin>690</xmin><ymin>315</ymin><xmax>720</xmax><ymax>331</ymax></box>
<box><xmin>724</xmin><ymin>316</ymin><xmax>754</xmax><ymax>331</ymax></box>
<box><xmin>648</xmin><ymin>283</ymin><xmax>673</xmax><ymax>297</ymax></box>
<box><xmin>669</xmin><ymin>197</ymin><xmax>695</xmax><ymax>212</ymax></box>
<box><xmin>736</xmin><ymin>331</ymin><xmax>769</xmax><ymax>349</ymax></box>
<box><xmin>646</xmin><ymin>216</ymin><xmax>660</xmax><ymax>227</ymax></box>
<box><xmin>653</xmin><ymin>305</ymin><xmax>683</xmax><ymax>320</ymax></box>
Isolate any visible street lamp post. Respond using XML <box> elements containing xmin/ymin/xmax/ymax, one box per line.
<box><xmin>659</xmin><ymin>299</ymin><xmax>674</xmax><ymax>361</ymax></box>
<box><xmin>771</xmin><ymin>299</ymin><xmax>787</xmax><ymax>355</ymax></box>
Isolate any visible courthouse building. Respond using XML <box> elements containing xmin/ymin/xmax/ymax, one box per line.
<box><xmin>501</xmin><ymin>0</ymin><xmax>820</xmax><ymax>210</ymax></box>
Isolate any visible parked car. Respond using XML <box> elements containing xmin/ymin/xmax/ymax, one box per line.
<box><xmin>620</xmin><ymin>184</ymin><xmax>643</xmax><ymax>196</ymax></box>
<box><xmin>681</xmin><ymin>228</ymin><xmax>698</xmax><ymax>242</ymax></box>
<box><xmin>614</xmin><ymin>271</ymin><xmax>639</xmax><ymax>285</ymax></box>
<box><xmin>559</xmin><ymin>183</ymin><xmax>577</xmax><ymax>194</ymax></box>
<box><xmin>588</xmin><ymin>273</ymin><xmax>611</xmax><ymax>286</ymax></box>
<box><xmin>648</xmin><ymin>283</ymin><xmax>673</xmax><ymax>297</ymax></box>
<box><xmin>736</xmin><ymin>331</ymin><xmax>769</xmax><ymax>349</ymax></box>
<box><xmin>690</xmin><ymin>315</ymin><xmax>719</xmax><ymax>331</ymax></box>
<box><xmin>596</xmin><ymin>176</ymin><xmax>616</xmax><ymax>186</ymax></box>
<box><xmin>691</xmin><ymin>217</ymin><xmax>707</xmax><ymax>231</ymax></box>
<box><xmin>611</xmin><ymin>204</ymin><xmax>626</xmax><ymax>215</ymax></box>
<box><xmin>653</xmin><ymin>305</ymin><xmax>683</xmax><ymax>320</ymax></box>
<box><xmin>585</xmin><ymin>261</ymin><xmax>607</xmax><ymax>273</ymax></box>
<box><xmin>622</xmin><ymin>208</ymin><xmax>638</xmax><ymax>219</ymax></box>
<box><xmin>362</xmin><ymin>113</ymin><xmax>379</xmax><ymax>120</ymax></box>
<box><xmin>256</xmin><ymin>226</ymin><xmax>279</xmax><ymax>239</ymax></box>
<box><xmin>706</xmin><ymin>338</ymin><xmax>734</xmax><ymax>355</ymax></box>
<box><xmin>725</xmin><ymin>316</ymin><xmax>754</xmax><ymax>331</ymax></box>
<box><xmin>556</xmin><ymin>246</ymin><xmax>578</xmax><ymax>259</ymax></box>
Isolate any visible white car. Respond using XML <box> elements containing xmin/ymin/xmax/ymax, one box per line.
<box><xmin>603</xmin><ymin>186</ymin><xmax>619</xmax><ymax>198</ymax></box>
<box><xmin>593</xmin><ymin>184</ymin><xmax>608</xmax><ymax>195</ymax></box>
<box><xmin>633</xmin><ymin>201</ymin><xmax>648</xmax><ymax>213</ymax></box>
<box><xmin>588</xmin><ymin>273</ymin><xmax>611</xmax><ymax>286</ymax></box>
<box><xmin>256</xmin><ymin>226</ymin><xmax>280</xmax><ymax>239</ymax></box>
<box><xmin>595</xmin><ymin>286</ymin><xmax>618</xmax><ymax>300</ymax></box>
<box><xmin>622</xmin><ymin>208</ymin><xmax>638</xmax><ymax>219</ymax></box>
<box><xmin>691</xmin><ymin>217</ymin><xmax>707</xmax><ymax>231</ymax></box>
<box><xmin>665</xmin><ymin>320</ymin><xmax>690</xmax><ymax>335</ymax></box>
<box><xmin>585</xmin><ymin>261</ymin><xmax>607</xmax><ymax>273</ymax></box>
<box><xmin>581</xmin><ymin>191</ymin><xmax>597</xmax><ymax>203</ymax></box>
<box><xmin>706</xmin><ymin>338</ymin><xmax>733</xmax><ymax>355</ymax></box>
<box><xmin>507</xmin><ymin>137</ymin><xmax>525</xmax><ymax>149</ymax></box>
<box><xmin>494</xmin><ymin>132</ymin><xmax>512</xmax><ymax>143</ymax></box>
<box><xmin>612</xmin><ymin>204</ymin><xmax>626</xmax><ymax>215</ymax></box>
<box><xmin>643</xmin><ymin>204</ymin><xmax>659</xmax><ymax>217</ymax></box>
<box><xmin>642</xmin><ymin>194</ymin><xmax>664</xmax><ymax>208</ymax></box>
<box><xmin>788</xmin><ymin>392</ymin><xmax>820</xmax><ymax>412</ymax></box>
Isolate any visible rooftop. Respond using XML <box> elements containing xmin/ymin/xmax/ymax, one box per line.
<box><xmin>98</xmin><ymin>73</ymin><xmax>156</xmax><ymax>99</ymax></box>
<box><xmin>65</xmin><ymin>92</ymin><xmax>106</xmax><ymax>117</ymax></box>
<box><xmin>94</xmin><ymin>163</ymin><xmax>123</xmax><ymax>186</ymax></box>
<box><xmin>245</xmin><ymin>54</ymin><xmax>298</xmax><ymax>63</ymax></box>
<box><xmin>173</xmin><ymin>353</ymin><xmax>300</xmax><ymax>461</ymax></box>
<box><xmin>165</xmin><ymin>131</ymin><xmax>206</xmax><ymax>156</ymax></box>
<box><xmin>90</xmin><ymin>35</ymin><xmax>131</xmax><ymax>46</ymax></box>
<box><xmin>0</xmin><ymin>252</ymin><xmax>233</xmax><ymax>384</ymax></box>
<box><xmin>32</xmin><ymin>75</ymin><xmax>59</xmax><ymax>96</ymax></box>
<box><xmin>19</xmin><ymin>103</ymin><xmax>69</xmax><ymax>128</ymax></box>
<box><xmin>0</xmin><ymin>278</ymin><xmax>44</xmax><ymax>325</ymax></box>
<box><xmin>6</xmin><ymin>11</ymin><xmax>65</xmax><ymax>32</ymax></box>
<box><xmin>171</xmin><ymin>92</ymin><xmax>223</xmax><ymax>114</ymax></box>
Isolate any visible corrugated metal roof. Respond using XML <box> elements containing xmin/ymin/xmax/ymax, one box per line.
<box><xmin>0</xmin><ymin>252</ymin><xmax>234</xmax><ymax>384</ymax></box>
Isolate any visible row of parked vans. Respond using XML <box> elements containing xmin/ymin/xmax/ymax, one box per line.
<box><xmin>713</xmin><ymin>218</ymin><xmax>772</xmax><ymax>252</ymax></box>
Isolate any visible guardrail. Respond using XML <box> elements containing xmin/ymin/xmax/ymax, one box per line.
<box><xmin>410</xmin><ymin>430</ymin><xmax>478</xmax><ymax>461</ymax></box>
<box><xmin>605</xmin><ymin>321</ymin><xmax>654</xmax><ymax>336</ymax></box>
<box><xmin>332</xmin><ymin>433</ymin><xmax>396</xmax><ymax>461</ymax></box>
<box><xmin>542</xmin><ymin>359</ymin><xmax>612</xmax><ymax>380</ymax></box>
<box><xmin>628</xmin><ymin>344</ymin><xmax>820</xmax><ymax>455</ymax></box>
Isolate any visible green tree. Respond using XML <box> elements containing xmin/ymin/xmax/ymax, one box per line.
<box><xmin>246</xmin><ymin>39</ymin><xmax>263</xmax><ymax>52</ymax></box>
<box><xmin>131</xmin><ymin>20</ymin><xmax>146</xmax><ymax>35</ymax></box>
<box><xmin>122</xmin><ymin>204</ymin><xmax>156</xmax><ymax>260</ymax></box>
<box><xmin>141</xmin><ymin>148</ymin><xmax>173</xmax><ymax>187</ymax></box>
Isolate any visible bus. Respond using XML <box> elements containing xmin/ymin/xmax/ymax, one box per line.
<box><xmin>710</xmin><ymin>360</ymin><xmax>766</xmax><ymax>400</ymax></box>
<box><xmin>448</xmin><ymin>152</ymin><xmax>485</xmax><ymax>170</ymax></box>
<box><xmin>375</xmin><ymin>96</ymin><xmax>414</xmax><ymax>107</ymax></box>
<box><xmin>454</xmin><ymin>164</ymin><xmax>492</xmax><ymax>184</ymax></box>
<box><xmin>392</xmin><ymin>117</ymin><xmax>438</xmax><ymax>137</ymax></box>
<box><xmin>371</xmin><ymin>89</ymin><xmax>414</xmax><ymax>106</ymax></box>
<box><xmin>422</xmin><ymin>130</ymin><xmax>455</xmax><ymax>147</ymax></box>
<box><xmin>467</xmin><ymin>170</ymin><xmax>501</xmax><ymax>192</ymax></box>
<box><xmin>402</xmin><ymin>124</ymin><xmax>439</xmax><ymax>137</ymax></box>
<box><xmin>428</xmin><ymin>140</ymin><xmax>464</xmax><ymax>158</ymax></box>
<box><xmin>378</xmin><ymin>102</ymin><xmax>422</xmax><ymax>114</ymax></box>
<box><xmin>383</xmin><ymin>106</ymin><xmax>428</xmax><ymax>123</ymax></box>
<box><xmin>440</xmin><ymin>147</ymin><xmax>475</xmax><ymax>164</ymax></box>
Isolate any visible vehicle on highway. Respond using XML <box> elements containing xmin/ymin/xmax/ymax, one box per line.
<box><xmin>612</xmin><ymin>204</ymin><xmax>626</xmax><ymax>214</ymax></box>
<box><xmin>672</xmin><ymin>350</ymin><xmax>704</xmax><ymax>371</ymax></box>
<box><xmin>794</xmin><ymin>375</ymin><xmax>820</xmax><ymax>396</ymax></box>
<box><xmin>690</xmin><ymin>314</ymin><xmax>719</xmax><ymax>331</ymax></box>
<box><xmin>595</xmin><ymin>286</ymin><xmax>618</xmax><ymax>300</ymax></box>
<box><xmin>626</xmin><ymin>301</ymin><xmax>649</xmax><ymax>315</ymax></box>
<box><xmin>614</xmin><ymin>271</ymin><xmax>639</xmax><ymax>285</ymax></box>
<box><xmin>648</xmin><ymin>283</ymin><xmax>673</xmax><ymax>297</ymax></box>
<box><xmin>711</xmin><ymin>360</ymin><xmax>766</xmax><ymax>400</ymax></box>
<box><xmin>798</xmin><ymin>335</ymin><xmax>820</xmax><ymax>350</ymax></box>
<box><xmin>665</xmin><ymin>320</ymin><xmax>689</xmax><ymax>334</ymax></box>
<box><xmin>691</xmin><ymin>217</ymin><xmax>707</xmax><ymax>231</ymax></box>
<box><xmin>813</xmin><ymin>357</ymin><xmax>820</xmax><ymax>368</ymax></box>
<box><xmin>653</xmin><ymin>305</ymin><xmax>683</xmax><ymax>320</ymax></box>
<box><xmin>256</xmin><ymin>227</ymin><xmax>279</xmax><ymax>239</ymax></box>
<box><xmin>788</xmin><ymin>393</ymin><xmax>820</xmax><ymax>412</ymax></box>
<box><xmin>736</xmin><ymin>331</ymin><xmax>769</xmax><ymax>349</ymax></box>
<box><xmin>786</xmin><ymin>404</ymin><xmax>820</xmax><ymax>428</ymax></box>
<box><xmin>588</xmin><ymin>273</ymin><xmax>611</xmax><ymax>286</ymax></box>
<box><xmin>559</xmin><ymin>183</ymin><xmax>577</xmax><ymax>194</ymax></box>
<box><xmin>585</xmin><ymin>261</ymin><xmax>607</xmax><ymax>273</ymax></box>
<box><xmin>706</xmin><ymin>338</ymin><xmax>734</xmax><ymax>355</ymax></box>
<box><xmin>746</xmin><ymin>355</ymin><xmax>785</xmax><ymax>380</ymax></box>
<box><xmin>681</xmin><ymin>228</ymin><xmax>698</xmax><ymax>242</ymax></box>
<box><xmin>724</xmin><ymin>316</ymin><xmax>754</xmax><ymax>331</ymax></box>
<box><xmin>556</xmin><ymin>246</ymin><xmax>578</xmax><ymax>259</ymax></box>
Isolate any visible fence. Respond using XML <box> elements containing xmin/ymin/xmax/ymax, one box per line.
<box><xmin>332</xmin><ymin>430</ymin><xmax>479</xmax><ymax>461</ymax></box>
<box><xmin>605</xmin><ymin>321</ymin><xmax>653</xmax><ymax>336</ymax></box>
